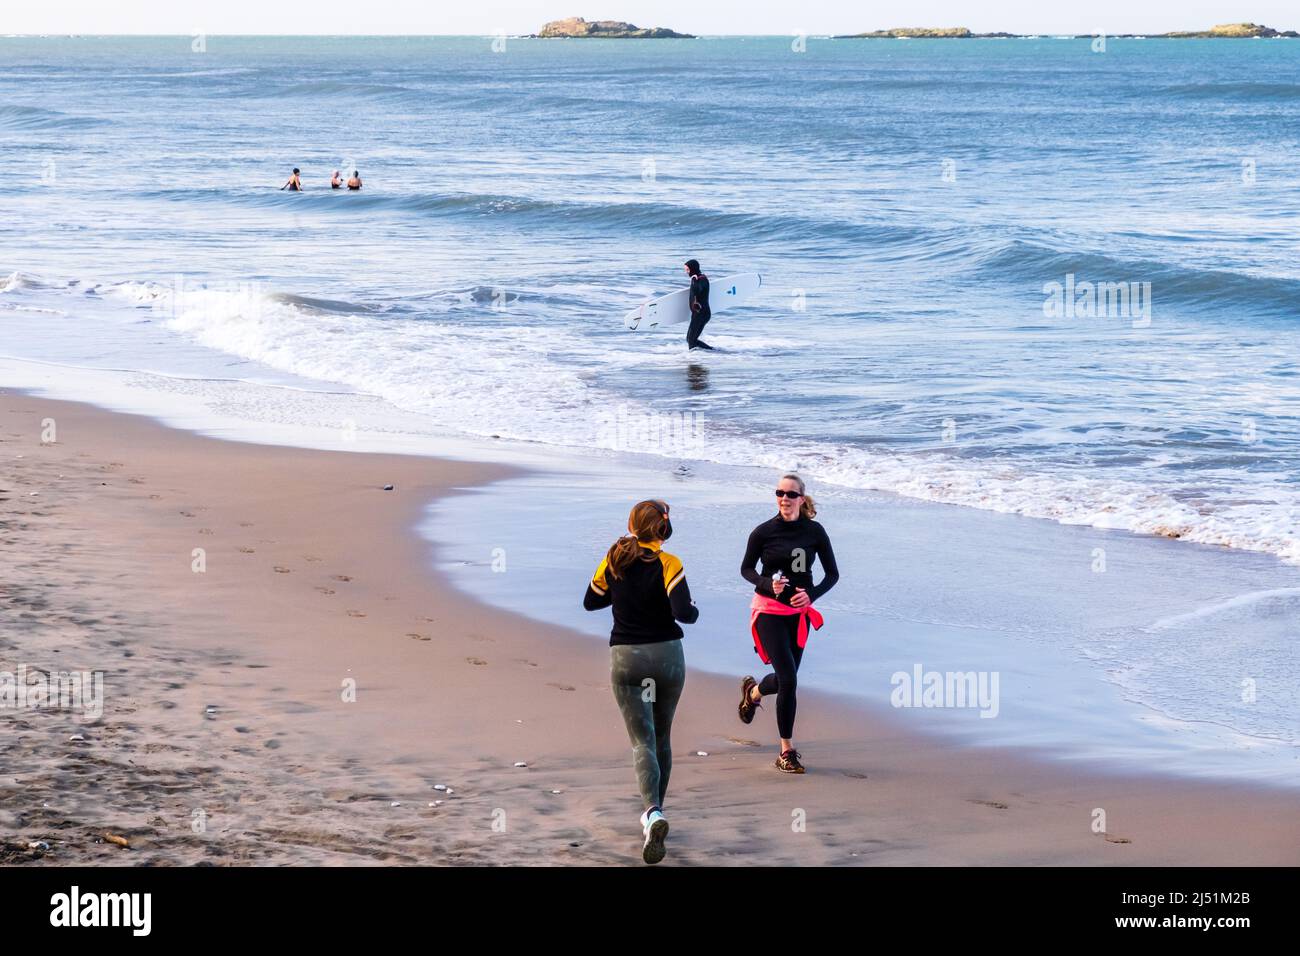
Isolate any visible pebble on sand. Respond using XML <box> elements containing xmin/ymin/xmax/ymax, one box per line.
<box><xmin>433</xmin><ymin>784</ymin><xmax>448</xmax><ymax>791</ymax></box>
<box><xmin>383</xmin><ymin>484</ymin><xmax>394</xmax><ymax>491</ymax></box>
<box><xmin>513</xmin><ymin>761</ymin><xmax>527</xmax><ymax>768</ymax></box>
<box><xmin>695</xmin><ymin>751</ymin><xmax>709</xmax><ymax>757</ymax></box>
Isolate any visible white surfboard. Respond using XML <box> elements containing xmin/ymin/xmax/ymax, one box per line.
<box><xmin>623</xmin><ymin>273</ymin><xmax>762</xmax><ymax>331</ymax></box>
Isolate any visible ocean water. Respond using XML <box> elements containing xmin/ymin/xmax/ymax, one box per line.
<box><xmin>3</xmin><ymin>36</ymin><xmax>1299</xmax><ymax>781</ymax></box>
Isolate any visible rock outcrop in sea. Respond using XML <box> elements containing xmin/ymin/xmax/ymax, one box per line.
<box><xmin>835</xmin><ymin>22</ymin><xmax>1298</xmax><ymax>39</ymax></box>
<box><xmin>841</xmin><ymin>27</ymin><xmax>974</xmax><ymax>38</ymax></box>
<box><xmin>1162</xmin><ymin>23</ymin><xmax>1297</xmax><ymax>38</ymax></box>
<box><xmin>536</xmin><ymin>17</ymin><xmax>693</xmax><ymax>39</ymax></box>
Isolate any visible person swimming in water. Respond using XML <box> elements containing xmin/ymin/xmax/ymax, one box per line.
<box><xmin>330</xmin><ymin>170</ymin><xmax>344</xmax><ymax>189</ymax></box>
<box><xmin>346</xmin><ymin>170</ymin><xmax>362</xmax><ymax>191</ymax></box>
<box><xmin>281</xmin><ymin>167</ymin><xmax>302</xmax><ymax>191</ymax></box>
<box><xmin>684</xmin><ymin>259</ymin><xmax>712</xmax><ymax>351</ymax></box>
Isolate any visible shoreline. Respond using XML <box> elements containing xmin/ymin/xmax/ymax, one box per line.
<box><xmin>3</xmin><ymin>391</ymin><xmax>1297</xmax><ymax>866</ymax></box>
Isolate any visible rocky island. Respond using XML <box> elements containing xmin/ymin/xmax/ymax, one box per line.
<box><xmin>536</xmin><ymin>17</ymin><xmax>693</xmax><ymax>39</ymax></box>
<box><xmin>1160</xmin><ymin>23</ymin><xmax>1297</xmax><ymax>38</ymax></box>
<box><xmin>839</xmin><ymin>27</ymin><xmax>977</xmax><ymax>38</ymax></box>
<box><xmin>835</xmin><ymin>22</ymin><xmax>1297</xmax><ymax>39</ymax></box>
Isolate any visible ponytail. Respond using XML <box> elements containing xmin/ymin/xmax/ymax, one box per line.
<box><xmin>605</xmin><ymin>534</ymin><xmax>646</xmax><ymax>580</ymax></box>
<box><xmin>605</xmin><ymin>499</ymin><xmax>672</xmax><ymax>580</ymax></box>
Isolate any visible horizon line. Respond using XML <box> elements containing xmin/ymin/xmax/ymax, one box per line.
<box><xmin>4</xmin><ymin>30</ymin><xmax>1299</xmax><ymax>38</ymax></box>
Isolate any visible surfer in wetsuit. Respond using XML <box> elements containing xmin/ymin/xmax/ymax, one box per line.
<box><xmin>684</xmin><ymin>259</ymin><xmax>713</xmax><ymax>350</ymax></box>
<box><xmin>281</xmin><ymin>167</ymin><xmax>303</xmax><ymax>191</ymax></box>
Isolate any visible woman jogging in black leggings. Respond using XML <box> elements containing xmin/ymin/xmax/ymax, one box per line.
<box><xmin>583</xmin><ymin>499</ymin><xmax>698</xmax><ymax>863</ymax></box>
<box><xmin>737</xmin><ymin>473</ymin><xmax>838</xmax><ymax>773</ymax></box>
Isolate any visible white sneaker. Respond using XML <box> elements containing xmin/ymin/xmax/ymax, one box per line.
<box><xmin>640</xmin><ymin>809</ymin><xmax>669</xmax><ymax>865</ymax></box>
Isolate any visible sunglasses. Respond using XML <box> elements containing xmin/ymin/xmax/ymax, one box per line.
<box><xmin>774</xmin><ymin>489</ymin><xmax>803</xmax><ymax>499</ymax></box>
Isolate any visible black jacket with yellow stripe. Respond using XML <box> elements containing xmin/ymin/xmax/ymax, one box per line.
<box><xmin>583</xmin><ymin>542</ymin><xmax>699</xmax><ymax>645</ymax></box>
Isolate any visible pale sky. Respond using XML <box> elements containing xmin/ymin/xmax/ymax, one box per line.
<box><xmin>8</xmin><ymin>1</ymin><xmax>1298</xmax><ymax>37</ymax></box>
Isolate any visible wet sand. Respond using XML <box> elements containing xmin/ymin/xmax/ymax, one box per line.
<box><xmin>1</xmin><ymin>393</ymin><xmax>1297</xmax><ymax>865</ymax></box>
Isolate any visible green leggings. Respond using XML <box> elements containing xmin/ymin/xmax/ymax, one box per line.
<box><xmin>610</xmin><ymin>639</ymin><xmax>686</xmax><ymax>811</ymax></box>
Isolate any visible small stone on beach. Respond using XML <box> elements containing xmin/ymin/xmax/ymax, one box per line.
<box><xmin>513</xmin><ymin>761</ymin><xmax>527</xmax><ymax>768</ymax></box>
<box><xmin>383</xmin><ymin>484</ymin><xmax>394</xmax><ymax>491</ymax></box>
<box><xmin>696</xmin><ymin>751</ymin><xmax>709</xmax><ymax>757</ymax></box>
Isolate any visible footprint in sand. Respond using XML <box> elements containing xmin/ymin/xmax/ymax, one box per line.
<box><xmin>239</xmin><ymin>522</ymin><xmax>253</xmax><ymax>527</ymax></box>
<box><xmin>273</xmin><ymin>566</ymin><xmax>292</xmax><ymax>574</ymax></box>
<box><xmin>727</xmin><ymin>736</ymin><xmax>762</xmax><ymax>748</ymax></box>
<box><xmin>466</xmin><ymin>657</ymin><xmax>488</xmax><ymax>666</ymax></box>
<box><xmin>840</xmin><ymin>770</ymin><xmax>868</xmax><ymax>779</ymax></box>
<box><xmin>969</xmin><ymin>799</ymin><xmax>1009</xmax><ymax>810</ymax></box>
<box><xmin>303</xmin><ymin>555</ymin><xmax>321</xmax><ymax>563</ymax></box>
<box><xmin>417</xmin><ymin>616</ymin><xmax>436</xmax><ymax>623</ymax></box>
<box><xmin>315</xmin><ymin>587</ymin><xmax>335</xmax><ymax>595</ymax></box>
<box><xmin>148</xmin><ymin>494</ymin><xmax>162</xmax><ymax>499</ymax></box>
<box><xmin>333</xmin><ymin>575</ymin><xmax>352</xmax><ymax>582</ymax></box>
<box><xmin>180</xmin><ymin>511</ymin><xmax>195</xmax><ymax>517</ymax></box>
<box><xmin>407</xmin><ymin>633</ymin><xmax>431</xmax><ymax>642</ymax></box>
<box><xmin>239</xmin><ymin>547</ymin><xmax>255</xmax><ymax>554</ymax></box>
<box><xmin>470</xmin><ymin>633</ymin><xmax>494</xmax><ymax>643</ymax></box>
<box><xmin>128</xmin><ymin>477</ymin><xmax>145</xmax><ymax>484</ymax></box>
<box><xmin>547</xmin><ymin>682</ymin><xmax>575</xmax><ymax>691</ymax></box>
<box><xmin>199</xmin><ymin>528</ymin><xmax>214</xmax><ymax>535</ymax></box>
<box><xmin>515</xmin><ymin>658</ymin><xmax>538</xmax><ymax>667</ymax></box>
<box><xmin>1104</xmin><ymin>834</ymin><xmax>1132</xmax><ymax>844</ymax></box>
<box><xmin>347</xmin><ymin>610</ymin><xmax>366</xmax><ymax>618</ymax></box>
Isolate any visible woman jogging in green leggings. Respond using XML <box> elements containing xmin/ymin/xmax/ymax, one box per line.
<box><xmin>583</xmin><ymin>499</ymin><xmax>699</xmax><ymax>864</ymax></box>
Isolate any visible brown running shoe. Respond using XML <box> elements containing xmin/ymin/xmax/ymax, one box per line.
<box><xmin>738</xmin><ymin>676</ymin><xmax>760</xmax><ymax>724</ymax></box>
<box><xmin>775</xmin><ymin>749</ymin><xmax>805</xmax><ymax>774</ymax></box>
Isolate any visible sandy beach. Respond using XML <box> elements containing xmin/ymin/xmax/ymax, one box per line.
<box><xmin>0</xmin><ymin>391</ymin><xmax>1295</xmax><ymax>866</ymax></box>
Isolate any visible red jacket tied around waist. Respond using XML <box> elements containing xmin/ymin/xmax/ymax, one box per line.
<box><xmin>749</xmin><ymin>594</ymin><xmax>824</xmax><ymax>664</ymax></box>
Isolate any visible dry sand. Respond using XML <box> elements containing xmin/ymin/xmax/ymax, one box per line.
<box><xmin>1</xmin><ymin>393</ymin><xmax>1296</xmax><ymax>866</ymax></box>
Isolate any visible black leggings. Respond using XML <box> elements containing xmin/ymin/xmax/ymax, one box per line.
<box><xmin>754</xmin><ymin>613</ymin><xmax>804</xmax><ymax>740</ymax></box>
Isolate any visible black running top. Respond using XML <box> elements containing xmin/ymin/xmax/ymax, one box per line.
<box><xmin>741</xmin><ymin>514</ymin><xmax>839</xmax><ymax>605</ymax></box>
<box><xmin>584</xmin><ymin>543</ymin><xmax>698</xmax><ymax>645</ymax></box>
